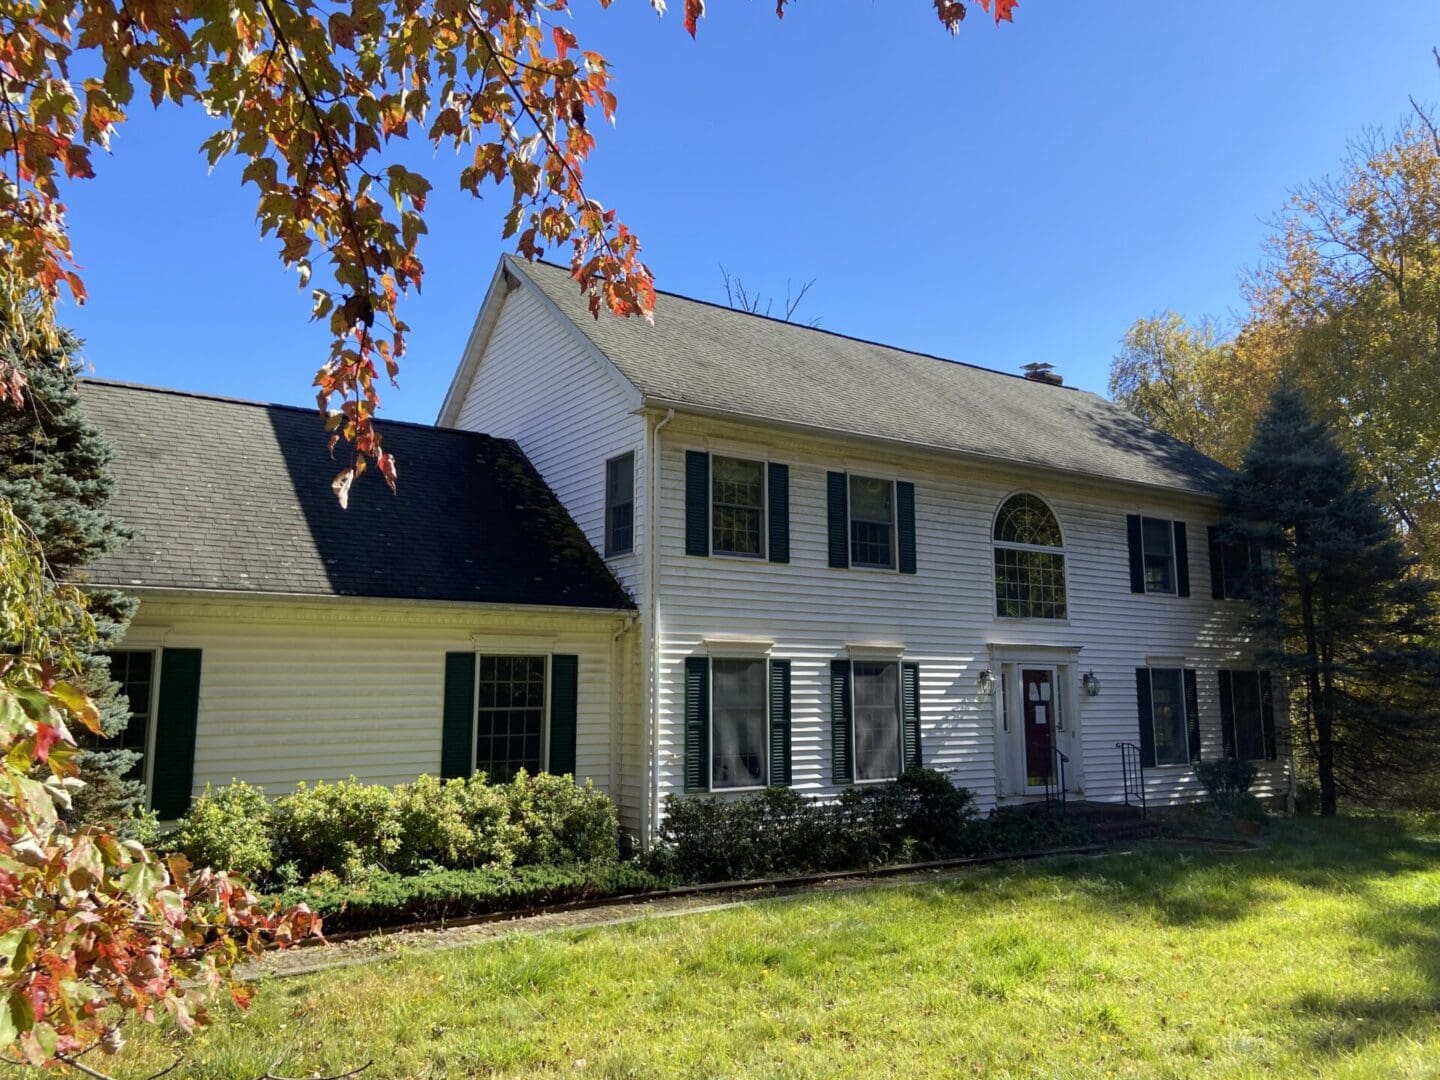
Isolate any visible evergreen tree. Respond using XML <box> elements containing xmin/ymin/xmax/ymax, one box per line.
<box><xmin>1223</xmin><ymin>382</ymin><xmax>1440</xmax><ymax>816</ymax></box>
<box><xmin>0</xmin><ymin>298</ymin><xmax>144</xmax><ymax>830</ymax></box>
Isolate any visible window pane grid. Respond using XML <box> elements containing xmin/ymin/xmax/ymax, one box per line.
<box><xmin>1149</xmin><ymin>668</ymin><xmax>1188</xmax><ymax>765</ymax></box>
<box><xmin>96</xmin><ymin>651</ymin><xmax>154</xmax><ymax>781</ymax></box>
<box><xmin>711</xmin><ymin>658</ymin><xmax>767</xmax><ymax>789</ymax></box>
<box><xmin>994</xmin><ymin>548</ymin><xmax>1068</xmax><ymax>619</ymax></box>
<box><xmin>848</xmin><ymin>475</ymin><xmax>894</xmax><ymax>567</ymax></box>
<box><xmin>475</xmin><ymin>655</ymin><xmax>546</xmax><ymax>783</ymax></box>
<box><xmin>711</xmin><ymin>457</ymin><xmax>764</xmax><ymax>557</ymax></box>
<box><xmin>1142</xmin><ymin>517</ymin><xmax>1175</xmax><ymax>594</ymax></box>
<box><xmin>993</xmin><ymin>494</ymin><xmax>1063</xmax><ymax>546</ymax></box>
<box><xmin>853</xmin><ymin>661</ymin><xmax>901</xmax><ymax>782</ymax></box>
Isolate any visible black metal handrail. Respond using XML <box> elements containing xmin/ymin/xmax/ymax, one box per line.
<box><xmin>1115</xmin><ymin>741</ymin><xmax>1147</xmax><ymax>818</ymax></box>
<box><xmin>1045</xmin><ymin>746</ymin><xmax>1069</xmax><ymax>816</ymax></box>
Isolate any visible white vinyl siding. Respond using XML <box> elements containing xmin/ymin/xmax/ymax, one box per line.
<box><xmin>119</xmin><ymin>596</ymin><xmax>642</xmax><ymax>831</ymax></box>
<box><xmin>651</xmin><ymin>413</ymin><xmax>1287</xmax><ymax>829</ymax></box>
<box><xmin>450</xmin><ymin>283</ymin><xmax>647</xmax><ymax>605</ymax></box>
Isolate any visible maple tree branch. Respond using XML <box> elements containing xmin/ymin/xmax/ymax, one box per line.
<box><xmin>465</xmin><ymin>9</ymin><xmax>593</xmax><ymax>218</ymax></box>
<box><xmin>255</xmin><ymin>0</ymin><xmax>376</xmax><ymax>297</ymax></box>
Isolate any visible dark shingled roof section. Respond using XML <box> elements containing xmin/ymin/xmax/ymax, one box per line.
<box><xmin>508</xmin><ymin>257</ymin><xmax>1229</xmax><ymax>497</ymax></box>
<box><xmin>79</xmin><ymin>380</ymin><xmax>634</xmax><ymax>609</ymax></box>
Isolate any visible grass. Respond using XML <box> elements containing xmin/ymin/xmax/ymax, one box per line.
<box><xmin>115</xmin><ymin>816</ymin><xmax>1440</xmax><ymax>1078</ymax></box>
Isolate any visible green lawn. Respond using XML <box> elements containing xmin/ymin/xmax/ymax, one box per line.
<box><xmin>119</xmin><ymin>817</ymin><xmax>1440</xmax><ymax>1078</ymax></box>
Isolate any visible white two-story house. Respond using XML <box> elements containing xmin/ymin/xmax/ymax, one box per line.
<box><xmin>86</xmin><ymin>255</ymin><xmax>1286</xmax><ymax>843</ymax></box>
<box><xmin>436</xmin><ymin>256</ymin><xmax>1289</xmax><ymax>842</ymax></box>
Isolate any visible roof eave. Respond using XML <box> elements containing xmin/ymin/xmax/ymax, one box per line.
<box><xmin>83</xmin><ymin>582</ymin><xmax>637</xmax><ymax>617</ymax></box>
<box><xmin>640</xmin><ymin>397</ymin><xmax>1225</xmax><ymax>504</ymax></box>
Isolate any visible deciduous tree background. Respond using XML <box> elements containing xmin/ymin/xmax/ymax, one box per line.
<box><xmin>1111</xmin><ymin>105</ymin><xmax>1440</xmax><ymax>573</ymax></box>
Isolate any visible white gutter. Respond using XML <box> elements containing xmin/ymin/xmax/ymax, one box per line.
<box><xmin>642</xmin><ymin>407</ymin><xmax>675</xmax><ymax>849</ymax></box>
<box><xmin>89</xmin><ymin>584</ymin><xmax>636</xmax><ymax>620</ymax></box>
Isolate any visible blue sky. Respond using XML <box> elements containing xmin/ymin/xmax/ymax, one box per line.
<box><xmin>63</xmin><ymin>0</ymin><xmax>1438</xmax><ymax>423</ymax></box>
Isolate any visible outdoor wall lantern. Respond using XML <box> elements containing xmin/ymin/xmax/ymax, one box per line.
<box><xmin>977</xmin><ymin>668</ymin><xmax>994</xmax><ymax>695</ymax></box>
<box><xmin>1081</xmin><ymin>670</ymin><xmax>1101</xmax><ymax>697</ymax></box>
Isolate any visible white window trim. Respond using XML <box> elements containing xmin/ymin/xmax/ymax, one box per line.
<box><xmin>708</xmin><ymin>656</ymin><xmax>771</xmax><ymax>793</ymax></box>
<box><xmin>847</xmin><ymin>474</ymin><xmax>898</xmax><ymax>571</ymax></box>
<box><xmin>702</xmin><ymin>635</ymin><xmax>774</xmax><ymax>658</ymax></box>
<box><xmin>604</xmin><ymin>451</ymin><xmax>636</xmax><ymax>557</ymax></box>
<box><xmin>709</xmin><ymin>454</ymin><xmax>768</xmax><ymax>561</ymax></box>
<box><xmin>1144</xmin><ymin>665</ymin><xmax>1191</xmax><ymax>768</ymax></box>
<box><xmin>470</xmin><ymin>651</ymin><xmax>553</xmax><ymax>777</ymax></box>
<box><xmin>132</xmin><ymin>648</ymin><xmax>162</xmax><ymax>810</ymax></box>
<box><xmin>1140</xmin><ymin>515</ymin><xmax>1178</xmax><ymax>596</ymax></box>
<box><xmin>849</xmin><ymin>658</ymin><xmax>904</xmax><ymax>785</ymax></box>
<box><xmin>991</xmin><ymin>492</ymin><xmax>1069</xmax><ymax>621</ymax></box>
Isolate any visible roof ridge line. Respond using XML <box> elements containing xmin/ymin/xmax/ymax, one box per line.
<box><xmin>515</xmin><ymin>255</ymin><xmax>1083</xmax><ymax>393</ymax></box>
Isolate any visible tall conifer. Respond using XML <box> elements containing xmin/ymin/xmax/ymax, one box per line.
<box><xmin>1223</xmin><ymin>382</ymin><xmax>1440</xmax><ymax>815</ymax></box>
<box><xmin>0</xmin><ymin>301</ymin><xmax>144</xmax><ymax>829</ymax></box>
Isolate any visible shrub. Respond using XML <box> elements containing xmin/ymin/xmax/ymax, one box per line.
<box><xmin>979</xmin><ymin>806</ymin><xmax>1095</xmax><ymax>854</ymax></box>
<box><xmin>653</xmin><ymin>769</ymin><xmax>983</xmax><ymax>884</ymax></box>
<box><xmin>172</xmin><ymin>781</ymin><xmax>276</xmax><ymax>880</ymax></box>
<box><xmin>655</xmin><ymin>786</ymin><xmax>829</xmax><ymax>883</ymax></box>
<box><xmin>273</xmin><ymin>778</ymin><xmax>403</xmax><ymax>880</ymax></box>
<box><xmin>505</xmin><ymin>769</ymin><xmax>620</xmax><ymax>865</ymax></box>
<box><xmin>392</xmin><ymin>773</ymin><xmax>517</xmax><ymax>873</ymax></box>
<box><xmin>283</xmin><ymin>862</ymin><xmax>667</xmax><ymax>934</ymax></box>
<box><xmin>1195</xmin><ymin>759</ymin><xmax>1266</xmax><ymax>823</ymax></box>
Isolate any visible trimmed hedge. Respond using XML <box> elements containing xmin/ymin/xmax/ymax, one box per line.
<box><xmin>283</xmin><ymin>862</ymin><xmax>668</xmax><ymax>934</ymax></box>
<box><xmin>170</xmin><ymin>770</ymin><xmax>621</xmax><ymax>887</ymax></box>
<box><xmin>649</xmin><ymin>770</ymin><xmax>1096</xmax><ymax>884</ymax></box>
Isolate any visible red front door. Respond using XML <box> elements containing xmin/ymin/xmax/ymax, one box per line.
<box><xmin>1021</xmin><ymin>668</ymin><xmax>1056</xmax><ymax>789</ymax></box>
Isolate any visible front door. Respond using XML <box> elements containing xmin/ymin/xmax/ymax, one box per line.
<box><xmin>1020</xmin><ymin>667</ymin><xmax>1057</xmax><ymax>792</ymax></box>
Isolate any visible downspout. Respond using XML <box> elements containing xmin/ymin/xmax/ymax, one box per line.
<box><xmin>609</xmin><ymin>611</ymin><xmax>636</xmax><ymax>837</ymax></box>
<box><xmin>642</xmin><ymin>407</ymin><xmax>674</xmax><ymax>849</ymax></box>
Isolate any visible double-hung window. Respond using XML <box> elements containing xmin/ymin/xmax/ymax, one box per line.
<box><xmin>849</xmin><ymin>476</ymin><xmax>895</xmax><ymax>569</ymax></box>
<box><xmin>1141</xmin><ymin>667</ymin><xmax>1193</xmax><ymax>766</ymax></box>
<box><xmin>711</xmin><ymin>456</ymin><xmax>765</xmax><ymax>558</ymax></box>
<box><xmin>474</xmin><ymin>655</ymin><xmax>547</xmax><ymax>782</ymax></box>
<box><xmin>853</xmin><ymin>660</ymin><xmax>902</xmax><ymax>781</ymax></box>
<box><xmin>96</xmin><ymin>650</ymin><xmax>156</xmax><ymax>783</ymax></box>
<box><xmin>710</xmin><ymin>658</ymin><xmax>768</xmax><ymax>789</ymax></box>
<box><xmin>1220</xmin><ymin>669</ymin><xmax>1277</xmax><ymax>761</ymax></box>
<box><xmin>1141</xmin><ymin>516</ymin><xmax>1177</xmax><ymax>594</ymax></box>
<box><xmin>1208</xmin><ymin>527</ymin><xmax>1266</xmax><ymax>601</ymax></box>
<box><xmin>604</xmin><ymin>452</ymin><xmax>634</xmax><ymax>556</ymax></box>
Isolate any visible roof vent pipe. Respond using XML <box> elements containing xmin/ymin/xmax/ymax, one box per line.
<box><xmin>1021</xmin><ymin>362</ymin><xmax>1064</xmax><ymax>386</ymax></box>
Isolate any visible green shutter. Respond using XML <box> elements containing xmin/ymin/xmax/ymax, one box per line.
<box><xmin>1217</xmin><ymin>669</ymin><xmax>1237</xmax><ymax>760</ymax></box>
<box><xmin>1184</xmin><ymin>668</ymin><xmax>1200</xmax><ymax>762</ymax></box>
<box><xmin>1135</xmin><ymin>668</ymin><xmax>1156</xmax><ymax>768</ymax></box>
<box><xmin>897</xmin><ymin>481</ymin><xmax>917</xmax><ymax>575</ymax></box>
<box><xmin>441</xmin><ymin>652</ymin><xmax>476</xmax><ymax>779</ymax></box>
<box><xmin>548</xmin><ymin>654</ymin><xmax>578</xmax><ymax>776</ymax></box>
<box><xmin>151</xmin><ymin>648</ymin><xmax>202</xmax><ymax>820</ymax></box>
<box><xmin>767</xmin><ymin>462</ymin><xmax>790</xmax><ymax>564</ymax></box>
<box><xmin>684</xmin><ymin>656</ymin><xmax>709</xmax><ymax>793</ymax></box>
<box><xmin>685</xmin><ymin>451</ymin><xmax>710</xmax><ymax>557</ymax></box>
<box><xmin>1126</xmin><ymin>515</ymin><xmax>1146</xmax><ymax>593</ymax></box>
<box><xmin>1174</xmin><ymin>522</ymin><xmax>1191</xmax><ymax>597</ymax></box>
<box><xmin>901</xmin><ymin>662</ymin><xmax>922</xmax><ymax>769</ymax></box>
<box><xmin>827</xmin><ymin>471</ymin><xmax>850</xmax><ymax>569</ymax></box>
<box><xmin>831</xmin><ymin>659</ymin><xmax>853</xmax><ymax>783</ymax></box>
<box><xmin>769</xmin><ymin>659</ymin><xmax>792</xmax><ymax>786</ymax></box>
<box><xmin>1260</xmin><ymin>670</ymin><xmax>1278</xmax><ymax>761</ymax></box>
<box><xmin>1208</xmin><ymin>526</ymin><xmax>1226</xmax><ymax>599</ymax></box>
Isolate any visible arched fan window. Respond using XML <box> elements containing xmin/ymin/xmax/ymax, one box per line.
<box><xmin>993</xmin><ymin>494</ymin><xmax>1067</xmax><ymax>619</ymax></box>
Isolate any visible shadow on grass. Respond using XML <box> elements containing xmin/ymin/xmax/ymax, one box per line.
<box><xmin>919</xmin><ymin>815</ymin><xmax>1440</xmax><ymax>1054</ymax></box>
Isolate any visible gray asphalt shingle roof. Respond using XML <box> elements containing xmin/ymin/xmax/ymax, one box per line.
<box><xmin>509</xmin><ymin>257</ymin><xmax>1228</xmax><ymax>497</ymax></box>
<box><xmin>80</xmin><ymin>380</ymin><xmax>633</xmax><ymax>609</ymax></box>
